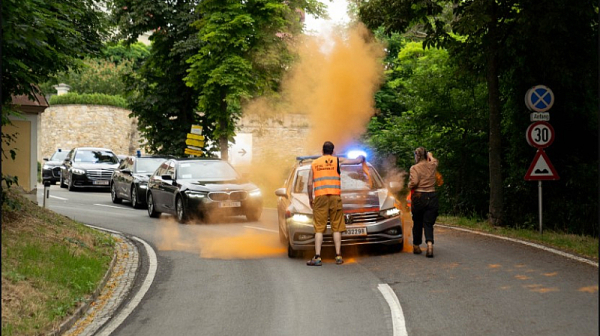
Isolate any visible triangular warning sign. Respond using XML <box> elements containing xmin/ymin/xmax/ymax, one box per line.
<box><xmin>524</xmin><ymin>149</ymin><xmax>560</xmax><ymax>181</ymax></box>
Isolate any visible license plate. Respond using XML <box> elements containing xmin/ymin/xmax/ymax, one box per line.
<box><xmin>344</xmin><ymin>227</ymin><xmax>367</xmax><ymax>236</ymax></box>
<box><xmin>219</xmin><ymin>200</ymin><xmax>241</xmax><ymax>208</ymax></box>
<box><xmin>93</xmin><ymin>180</ymin><xmax>109</xmax><ymax>185</ymax></box>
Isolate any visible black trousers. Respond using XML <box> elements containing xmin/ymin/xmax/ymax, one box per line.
<box><xmin>411</xmin><ymin>191</ymin><xmax>439</xmax><ymax>245</ymax></box>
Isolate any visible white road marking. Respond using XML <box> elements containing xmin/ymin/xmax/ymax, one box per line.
<box><xmin>93</xmin><ymin>204</ymin><xmax>136</xmax><ymax>211</ymax></box>
<box><xmin>97</xmin><ymin>236</ymin><xmax>158</xmax><ymax>336</ymax></box>
<box><xmin>243</xmin><ymin>225</ymin><xmax>278</xmax><ymax>233</ymax></box>
<box><xmin>378</xmin><ymin>283</ymin><xmax>408</xmax><ymax>336</ymax></box>
<box><xmin>49</xmin><ymin>195</ymin><xmax>68</xmax><ymax>200</ymax></box>
<box><xmin>438</xmin><ymin>224</ymin><xmax>599</xmax><ymax>267</ymax></box>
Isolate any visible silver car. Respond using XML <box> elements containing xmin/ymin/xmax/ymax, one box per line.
<box><xmin>275</xmin><ymin>156</ymin><xmax>404</xmax><ymax>258</ymax></box>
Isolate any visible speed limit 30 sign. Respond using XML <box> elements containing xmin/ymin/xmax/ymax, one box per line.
<box><xmin>526</xmin><ymin>121</ymin><xmax>555</xmax><ymax>149</ymax></box>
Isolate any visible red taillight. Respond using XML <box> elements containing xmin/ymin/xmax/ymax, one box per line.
<box><xmin>285</xmin><ymin>210</ymin><xmax>291</xmax><ymax>218</ymax></box>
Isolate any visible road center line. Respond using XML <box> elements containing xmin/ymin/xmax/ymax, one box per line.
<box><xmin>378</xmin><ymin>283</ymin><xmax>408</xmax><ymax>336</ymax></box>
<box><xmin>243</xmin><ymin>225</ymin><xmax>278</xmax><ymax>233</ymax></box>
<box><xmin>97</xmin><ymin>236</ymin><xmax>157</xmax><ymax>336</ymax></box>
<box><xmin>93</xmin><ymin>204</ymin><xmax>136</xmax><ymax>210</ymax></box>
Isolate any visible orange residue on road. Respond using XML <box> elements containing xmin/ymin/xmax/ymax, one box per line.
<box><xmin>515</xmin><ymin>275</ymin><xmax>532</xmax><ymax>280</ymax></box>
<box><xmin>543</xmin><ymin>272</ymin><xmax>558</xmax><ymax>277</ymax></box>
<box><xmin>524</xmin><ymin>284</ymin><xmax>559</xmax><ymax>293</ymax></box>
<box><xmin>488</xmin><ymin>264</ymin><xmax>502</xmax><ymax>269</ymax></box>
<box><xmin>578</xmin><ymin>286</ymin><xmax>598</xmax><ymax>293</ymax></box>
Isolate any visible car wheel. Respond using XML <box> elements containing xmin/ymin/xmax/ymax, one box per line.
<box><xmin>176</xmin><ymin>196</ymin><xmax>189</xmax><ymax>223</ymax></box>
<box><xmin>147</xmin><ymin>192</ymin><xmax>161</xmax><ymax>218</ymax></box>
<box><xmin>245</xmin><ymin>207</ymin><xmax>262</xmax><ymax>222</ymax></box>
<box><xmin>287</xmin><ymin>240</ymin><xmax>300</xmax><ymax>259</ymax></box>
<box><xmin>388</xmin><ymin>241</ymin><xmax>404</xmax><ymax>254</ymax></box>
<box><xmin>59</xmin><ymin>175</ymin><xmax>67</xmax><ymax>188</ymax></box>
<box><xmin>131</xmin><ymin>185</ymin><xmax>143</xmax><ymax>209</ymax></box>
<box><xmin>67</xmin><ymin>174</ymin><xmax>76</xmax><ymax>191</ymax></box>
<box><xmin>111</xmin><ymin>183</ymin><xmax>122</xmax><ymax>204</ymax></box>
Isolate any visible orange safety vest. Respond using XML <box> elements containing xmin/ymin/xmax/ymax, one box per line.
<box><xmin>312</xmin><ymin>155</ymin><xmax>341</xmax><ymax>197</ymax></box>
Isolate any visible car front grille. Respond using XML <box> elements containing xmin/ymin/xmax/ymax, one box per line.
<box><xmin>208</xmin><ymin>191</ymin><xmax>248</xmax><ymax>201</ymax></box>
<box><xmin>87</xmin><ymin>170</ymin><xmax>114</xmax><ymax>179</ymax></box>
<box><xmin>344</xmin><ymin>211</ymin><xmax>382</xmax><ymax>224</ymax></box>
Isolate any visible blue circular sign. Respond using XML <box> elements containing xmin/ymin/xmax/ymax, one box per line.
<box><xmin>525</xmin><ymin>85</ymin><xmax>554</xmax><ymax>112</ymax></box>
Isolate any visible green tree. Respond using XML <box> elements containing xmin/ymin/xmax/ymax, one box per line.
<box><xmin>184</xmin><ymin>0</ymin><xmax>325</xmax><ymax>159</ymax></box>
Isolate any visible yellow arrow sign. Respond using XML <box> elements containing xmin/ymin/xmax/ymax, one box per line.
<box><xmin>190</xmin><ymin>125</ymin><xmax>202</xmax><ymax>135</ymax></box>
<box><xmin>185</xmin><ymin>139</ymin><xmax>205</xmax><ymax>147</ymax></box>
<box><xmin>187</xmin><ymin>133</ymin><xmax>205</xmax><ymax>140</ymax></box>
<box><xmin>184</xmin><ymin>148</ymin><xmax>203</xmax><ymax>156</ymax></box>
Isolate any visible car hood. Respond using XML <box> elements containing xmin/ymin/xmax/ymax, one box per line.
<box><xmin>44</xmin><ymin>160</ymin><xmax>63</xmax><ymax>167</ymax></box>
<box><xmin>182</xmin><ymin>179</ymin><xmax>258</xmax><ymax>192</ymax></box>
<box><xmin>290</xmin><ymin>189</ymin><xmax>396</xmax><ymax>214</ymax></box>
<box><xmin>72</xmin><ymin>163</ymin><xmax>118</xmax><ymax>170</ymax></box>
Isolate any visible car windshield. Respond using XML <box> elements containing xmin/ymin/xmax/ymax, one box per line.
<box><xmin>177</xmin><ymin>161</ymin><xmax>240</xmax><ymax>180</ymax></box>
<box><xmin>293</xmin><ymin>165</ymin><xmax>383</xmax><ymax>193</ymax></box>
<box><xmin>50</xmin><ymin>150</ymin><xmax>68</xmax><ymax>162</ymax></box>
<box><xmin>136</xmin><ymin>158</ymin><xmax>167</xmax><ymax>174</ymax></box>
<box><xmin>74</xmin><ymin>150</ymin><xmax>119</xmax><ymax>164</ymax></box>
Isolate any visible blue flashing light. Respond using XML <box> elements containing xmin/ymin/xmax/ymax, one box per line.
<box><xmin>346</xmin><ymin>150</ymin><xmax>368</xmax><ymax>160</ymax></box>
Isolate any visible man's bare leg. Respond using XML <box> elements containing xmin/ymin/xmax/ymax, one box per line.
<box><xmin>333</xmin><ymin>231</ymin><xmax>342</xmax><ymax>255</ymax></box>
<box><xmin>315</xmin><ymin>232</ymin><xmax>323</xmax><ymax>256</ymax></box>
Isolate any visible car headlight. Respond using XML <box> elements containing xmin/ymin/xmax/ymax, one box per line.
<box><xmin>380</xmin><ymin>207</ymin><xmax>401</xmax><ymax>218</ymax></box>
<box><xmin>185</xmin><ymin>191</ymin><xmax>206</xmax><ymax>199</ymax></box>
<box><xmin>290</xmin><ymin>213</ymin><xmax>313</xmax><ymax>223</ymax></box>
<box><xmin>71</xmin><ymin>168</ymin><xmax>86</xmax><ymax>175</ymax></box>
<box><xmin>249</xmin><ymin>189</ymin><xmax>261</xmax><ymax>197</ymax></box>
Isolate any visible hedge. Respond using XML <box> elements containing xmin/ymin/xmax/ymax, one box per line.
<box><xmin>49</xmin><ymin>93</ymin><xmax>129</xmax><ymax>109</ymax></box>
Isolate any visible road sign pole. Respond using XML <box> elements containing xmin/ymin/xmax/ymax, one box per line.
<box><xmin>538</xmin><ymin>181</ymin><xmax>543</xmax><ymax>235</ymax></box>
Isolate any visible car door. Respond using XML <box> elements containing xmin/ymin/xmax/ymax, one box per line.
<box><xmin>121</xmin><ymin>157</ymin><xmax>135</xmax><ymax>200</ymax></box>
<box><xmin>61</xmin><ymin>149</ymin><xmax>75</xmax><ymax>185</ymax></box>
<box><xmin>113</xmin><ymin>158</ymin><xmax>128</xmax><ymax>198</ymax></box>
<box><xmin>148</xmin><ymin>162</ymin><xmax>168</xmax><ymax>211</ymax></box>
<box><xmin>160</xmin><ymin>161</ymin><xmax>178</xmax><ymax>212</ymax></box>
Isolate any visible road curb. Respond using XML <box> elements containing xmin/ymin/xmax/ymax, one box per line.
<box><xmin>56</xmin><ymin>227</ymin><xmax>140</xmax><ymax>336</ymax></box>
<box><xmin>438</xmin><ymin>224</ymin><xmax>598</xmax><ymax>267</ymax></box>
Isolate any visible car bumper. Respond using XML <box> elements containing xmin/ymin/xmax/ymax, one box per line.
<box><xmin>184</xmin><ymin>195</ymin><xmax>263</xmax><ymax>216</ymax></box>
<box><xmin>71</xmin><ymin>173</ymin><xmax>112</xmax><ymax>188</ymax></box>
<box><xmin>287</xmin><ymin>216</ymin><xmax>403</xmax><ymax>250</ymax></box>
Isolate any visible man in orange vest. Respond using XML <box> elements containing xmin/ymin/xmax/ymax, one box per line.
<box><xmin>306</xmin><ymin>141</ymin><xmax>366</xmax><ymax>266</ymax></box>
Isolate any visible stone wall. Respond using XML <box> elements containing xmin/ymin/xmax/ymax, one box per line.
<box><xmin>38</xmin><ymin>105</ymin><xmax>310</xmax><ymax>165</ymax></box>
<box><xmin>39</xmin><ymin>105</ymin><xmax>143</xmax><ymax>161</ymax></box>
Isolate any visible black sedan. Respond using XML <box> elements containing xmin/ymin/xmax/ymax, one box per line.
<box><xmin>59</xmin><ymin>147</ymin><xmax>120</xmax><ymax>191</ymax></box>
<box><xmin>42</xmin><ymin>148</ymin><xmax>69</xmax><ymax>185</ymax></box>
<box><xmin>110</xmin><ymin>155</ymin><xmax>171</xmax><ymax>208</ymax></box>
<box><xmin>146</xmin><ymin>158</ymin><xmax>263</xmax><ymax>223</ymax></box>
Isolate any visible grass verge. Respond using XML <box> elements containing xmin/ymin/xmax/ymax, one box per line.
<box><xmin>439</xmin><ymin>215</ymin><xmax>598</xmax><ymax>261</ymax></box>
<box><xmin>1</xmin><ymin>188</ymin><xmax>115</xmax><ymax>336</ymax></box>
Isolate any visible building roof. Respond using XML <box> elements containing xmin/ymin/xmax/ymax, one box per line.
<box><xmin>10</xmin><ymin>93</ymin><xmax>49</xmax><ymax>114</ymax></box>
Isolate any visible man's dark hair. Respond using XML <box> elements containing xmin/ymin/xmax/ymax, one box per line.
<box><xmin>322</xmin><ymin>141</ymin><xmax>334</xmax><ymax>155</ymax></box>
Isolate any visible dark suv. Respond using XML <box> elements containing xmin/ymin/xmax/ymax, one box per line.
<box><xmin>110</xmin><ymin>155</ymin><xmax>172</xmax><ymax>208</ymax></box>
<box><xmin>59</xmin><ymin>147</ymin><xmax>120</xmax><ymax>191</ymax></box>
<box><xmin>275</xmin><ymin>156</ymin><xmax>404</xmax><ymax>258</ymax></box>
<box><xmin>42</xmin><ymin>149</ymin><xmax>69</xmax><ymax>185</ymax></box>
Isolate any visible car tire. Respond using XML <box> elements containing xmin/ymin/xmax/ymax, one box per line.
<box><xmin>147</xmin><ymin>192</ymin><xmax>161</xmax><ymax>218</ymax></box>
<box><xmin>131</xmin><ymin>185</ymin><xmax>143</xmax><ymax>209</ymax></box>
<box><xmin>245</xmin><ymin>207</ymin><xmax>262</xmax><ymax>222</ymax></box>
<box><xmin>111</xmin><ymin>183</ymin><xmax>122</xmax><ymax>204</ymax></box>
<box><xmin>59</xmin><ymin>175</ymin><xmax>67</xmax><ymax>189</ymax></box>
<box><xmin>287</xmin><ymin>240</ymin><xmax>300</xmax><ymax>259</ymax></box>
<box><xmin>176</xmin><ymin>196</ymin><xmax>188</xmax><ymax>223</ymax></box>
<box><xmin>67</xmin><ymin>174</ymin><xmax>76</xmax><ymax>191</ymax></box>
<box><xmin>387</xmin><ymin>241</ymin><xmax>404</xmax><ymax>254</ymax></box>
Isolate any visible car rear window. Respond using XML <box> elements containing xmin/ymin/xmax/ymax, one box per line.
<box><xmin>136</xmin><ymin>158</ymin><xmax>167</xmax><ymax>174</ymax></box>
<box><xmin>50</xmin><ymin>150</ymin><xmax>68</xmax><ymax>161</ymax></box>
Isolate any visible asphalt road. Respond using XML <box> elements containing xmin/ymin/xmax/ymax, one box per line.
<box><xmin>38</xmin><ymin>185</ymin><xmax>598</xmax><ymax>336</ymax></box>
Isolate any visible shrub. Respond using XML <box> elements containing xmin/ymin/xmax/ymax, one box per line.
<box><xmin>49</xmin><ymin>93</ymin><xmax>128</xmax><ymax>109</ymax></box>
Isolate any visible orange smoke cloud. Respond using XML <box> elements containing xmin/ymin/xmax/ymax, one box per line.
<box><xmin>284</xmin><ymin>23</ymin><xmax>385</xmax><ymax>152</ymax></box>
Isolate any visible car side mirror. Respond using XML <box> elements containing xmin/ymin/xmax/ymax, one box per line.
<box><xmin>43</xmin><ymin>157</ymin><xmax>49</xmax><ymax>161</ymax></box>
<box><xmin>275</xmin><ymin>188</ymin><xmax>288</xmax><ymax>198</ymax></box>
<box><xmin>161</xmin><ymin>174</ymin><xmax>173</xmax><ymax>181</ymax></box>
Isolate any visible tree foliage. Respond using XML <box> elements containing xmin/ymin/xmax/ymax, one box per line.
<box><xmin>360</xmin><ymin>0</ymin><xmax>598</xmax><ymax>235</ymax></box>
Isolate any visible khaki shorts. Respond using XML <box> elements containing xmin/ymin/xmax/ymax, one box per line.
<box><xmin>313</xmin><ymin>195</ymin><xmax>345</xmax><ymax>233</ymax></box>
